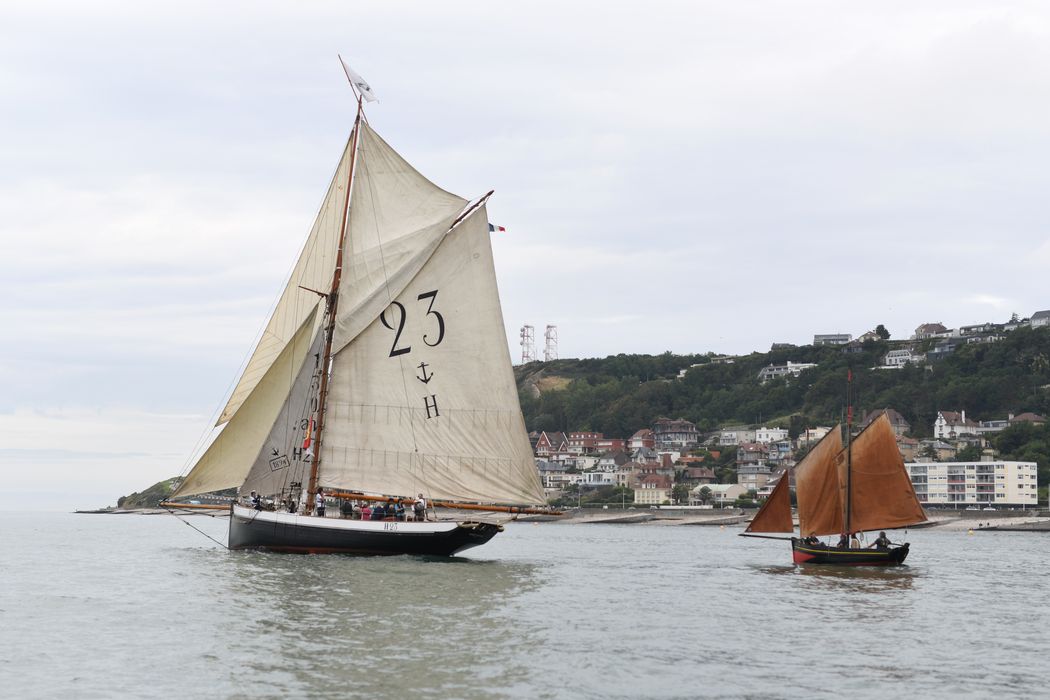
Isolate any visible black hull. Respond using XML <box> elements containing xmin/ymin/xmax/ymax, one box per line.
<box><xmin>228</xmin><ymin>505</ymin><xmax>502</xmax><ymax>556</ymax></box>
<box><xmin>792</xmin><ymin>538</ymin><xmax>910</xmax><ymax>566</ymax></box>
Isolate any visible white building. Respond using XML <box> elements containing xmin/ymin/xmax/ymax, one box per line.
<box><xmin>755</xmin><ymin>426</ymin><xmax>789</xmax><ymax>443</ymax></box>
<box><xmin>690</xmin><ymin>483</ymin><xmax>745</xmax><ymax>507</ymax></box>
<box><xmin>719</xmin><ymin>426</ymin><xmax>756</xmax><ymax>446</ymax></box>
<box><xmin>581</xmin><ymin>471</ymin><xmax>617</xmax><ymax>488</ymax></box>
<box><xmin>906</xmin><ymin>461</ymin><xmax>1038</xmax><ymax>507</ymax></box>
<box><xmin>574</xmin><ymin>455</ymin><xmax>599</xmax><ymax>470</ymax></box>
<box><xmin>797</xmin><ymin>426</ymin><xmax>833</xmax><ymax>446</ymax></box>
<box><xmin>934</xmin><ymin>410</ymin><xmax>979</xmax><ymax>440</ymax></box>
<box><xmin>757</xmin><ymin>361</ymin><xmax>818</xmax><ymax>384</ymax></box>
<box><xmin>882</xmin><ymin>349</ymin><xmax>924</xmax><ymax>368</ymax></box>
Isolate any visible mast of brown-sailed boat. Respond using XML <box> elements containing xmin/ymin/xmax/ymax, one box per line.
<box><xmin>305</xmin><ymin>69</ymin><xmax>365</xmax><ymax>513</ymax></box>
<box><xmin>844</xmin><ymin>369</ymin><xmax>854</xmax><ymax>536</ymax></box>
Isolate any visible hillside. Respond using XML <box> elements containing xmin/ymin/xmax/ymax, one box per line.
<box><xmin>515</xmin><ymin>327</ymin><xmax>1050</xmax><ymax>482</ymax></box>
<box><xmin>117</xmin><ymin>477</ymin><xmax>182</xmax><ymax>508</ymax></box>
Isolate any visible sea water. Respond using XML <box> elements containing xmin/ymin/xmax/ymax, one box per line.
<box><xmin>1</xmin><ymin>512</ymin><xmax>1047</xmax><ymax>699</ymax></box>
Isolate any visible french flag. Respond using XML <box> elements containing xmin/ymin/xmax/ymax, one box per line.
<box><xmin>488</xmin><ymin>223</ymin><xmax>506</xmax><ymax>233</ymax></box>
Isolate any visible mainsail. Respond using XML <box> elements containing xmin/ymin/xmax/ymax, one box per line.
<box><xmin>839</xmin><ymin>413</ymin><xmax>928</xmax><ymax>532</ymax></box>
<box><xmin>793</xmin><ymin>426</ymin><xmax>845</xmax><ymax>537</ymax></box>
<box><xmin>173</xmin><ymin>306</ymin><xmax>322</xmax><ymax>499</ymax></box>
<box><xmin>744</xmin><ymin>470</ymin><xmax>793</xmax><ymax>533</ymax></box>
<box><xmin>305</xmin><ymin>120</ymin><xmax>544</xmax><ymax>506</ymax></box>
<box><xmin>319</xmin><ymin>203</ymin><xmax>544</xmax><ymax>505</ymax></box>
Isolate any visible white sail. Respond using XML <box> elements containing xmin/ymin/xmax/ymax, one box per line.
<box><xmin>239</xmin><ymin>319</ymin><xmax>326</xmax><ymax>499</ymax></box>
<box><xmin>172</xmin><ymin>305</ymin><xmax>322</xmax><ymax>498</ymax></box>
<box><xmin>318</xmin><ymin>204</ymin><xmax>545</xmax><ymax>506</ymax></box>
<box><xmin>331</xmin><ymin>122</ymin><xmax>468</xmax><ymax>354</ymax></box>
<box><xmin>216</xmin><ymin>136</ymin><xmax>356</xmax><ymax>425</ymax></box>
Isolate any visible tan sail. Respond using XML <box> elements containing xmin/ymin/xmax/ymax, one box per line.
<box><xmin>172</xmin><ymin>305</ymin><xmax>321</xmax><ymax>498</ymax></box>
<box><xmin>331</xmin><ymin>121</ymin><xmax>468</xmax><ymax>355</ymax></box>
<box><xmin>216</xmin><ymin>137</ymin><xmax>356</xmax><ymax>425</ymax></box>
<box><xmin>744</xmin><ymin>471</ymin><xmax>793</xmax><ymax>533</ymax></box>
<box><xmin>318</xmin><ymin>204</ymin><xmax>545</xmax><ymax>506</ymax></box>
<box><xmin>841</xmin><ymin>413</ymin><xmax>928</xmax><ymax>532</ymax></box>
<box><xmin>794</xmin><ymin>426</ymin><xmax>844</xmax><ymax>537</ymax></box>
<box><xmin>239</xmin><ymin>319</ymin><xmax>325</xmax><ymax>498</ymax></box>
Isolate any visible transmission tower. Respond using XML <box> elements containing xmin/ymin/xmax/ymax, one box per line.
<box><xmin>519</xmin><ymin>325</ymin><xmax>536</xmax><ymax>364</ymax></box>
<box><xmin>544</xmin><ymin>324</ymin><xmax>558</xmax><ymax>361</ymax></box>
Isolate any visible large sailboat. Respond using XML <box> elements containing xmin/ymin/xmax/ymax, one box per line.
<box><xmin>166</xmin><ymin>68</ymin><xmax>547</xmax><ymax>555</ymax></box>
<box><xmin>742</xmin><ymin>412</ymin><xmax>927</xmax><ymax>565</ymax></box>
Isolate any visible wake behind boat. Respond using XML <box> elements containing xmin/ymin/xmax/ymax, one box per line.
<box><xmin>165</xmin><ymin>61</ymin><xmax>549</xmax><ymax>555</ymax></box>
<box><xmin>741</xmin><ymin>375</ymin><xmax>927</xmax><ymax>566</ymax></box>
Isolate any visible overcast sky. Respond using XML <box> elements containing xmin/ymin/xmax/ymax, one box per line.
<box><xmin>3</xmin><ymin>1</ymin><xmax>1050</xmax><ymax>509</ymax></box>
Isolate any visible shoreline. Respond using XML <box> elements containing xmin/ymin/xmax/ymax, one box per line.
<box><xmin>74</xmin><ymin>506</ymin><xmax>1050</xmax><ymax>532</ymax></box>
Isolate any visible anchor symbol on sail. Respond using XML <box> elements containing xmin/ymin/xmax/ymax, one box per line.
<box><xmin>416</xmin><ymin>361</ymin><xmax>434</xmax><ymax>384</ymax></box>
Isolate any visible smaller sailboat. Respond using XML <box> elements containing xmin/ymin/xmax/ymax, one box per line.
<box><xmin>742</xmin><ymin>406</ymin><xmax>927</xmax><ymax>566</ymax></box>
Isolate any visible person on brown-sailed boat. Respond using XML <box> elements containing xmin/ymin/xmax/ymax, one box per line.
<box><xmin>869</xmin><ymin>531</ymin><xmax>893</xmax><ymax>550</ymax></box>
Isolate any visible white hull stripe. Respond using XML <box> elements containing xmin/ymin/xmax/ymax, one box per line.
<box><xmin>232</xmin><ymin>504</ymin><xmax>462</xmax><ymax>534</ymax></box>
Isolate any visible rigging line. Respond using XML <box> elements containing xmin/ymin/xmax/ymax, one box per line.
<box><xmin>164</xmin><ymin>508</ymin><xmax>229</xmax><ymax>550</ymax></box>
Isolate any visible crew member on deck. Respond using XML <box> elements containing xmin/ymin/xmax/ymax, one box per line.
<box><xmin>869</xmin><ymin>531</ymin><xmax>892</xmax><ymax>549</ymax></box>
<box><xmin>836</xmin><ymin>533</ymin><xmax>849</xmax><ymax>548</ymax></box>
<box><xmin>414</xmin><ymin>494</ymin><xmax>427</xmax><ymax>522</ymax></box>
<box><xmin>314</xmin><ymin>488</ymin><xmax>326</xmax><ymax>517</ymax></box>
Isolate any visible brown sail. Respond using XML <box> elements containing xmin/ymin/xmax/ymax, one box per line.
<box><xmin>841</xmin><ymin>413</ymin><xmax>928</xmax><ymax>532</ymax></box>
<box><xmin>744</xmin><ymin>470</ymin><xmax>793</xmax><ymax>533</ymax></box>
<box><xmin>794</xmin><ymin>426</ymin><xmax>844</xmax><ymax>537</ymax></box>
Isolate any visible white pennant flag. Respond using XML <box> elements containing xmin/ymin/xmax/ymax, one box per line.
<box><xmin>339</xmin><ymin>56</ymin><xmax>378</xmax><ymax>103</ymax></box>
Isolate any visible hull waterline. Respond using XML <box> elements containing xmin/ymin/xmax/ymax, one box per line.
<box><xmin>228</xmin><ymin>504</ymin><xmax>501</xmax><ymax>556</ymax></box>
<box><xmin>791</xmin><ymin>538</ymin><xmax>910</xmax><ymax>566</ymax></box>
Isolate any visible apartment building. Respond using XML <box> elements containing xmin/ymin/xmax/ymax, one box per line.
<box><xmin>906</xmin><ymin>461</ymin><xmax>1038</xmax><ymax>507</ymax></box>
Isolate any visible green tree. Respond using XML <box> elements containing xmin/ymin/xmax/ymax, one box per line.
<box><xmin>671</xmin><ymin>483</ymin><xmax>690</xmax><ymax>504</ymax></box>
<box><xmin>875</xmin><ymin>324</ymin><xmax>890</xmax><ymax>340</ymax></box>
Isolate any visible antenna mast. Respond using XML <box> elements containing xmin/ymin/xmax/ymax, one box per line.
<box><xmin>520</xmin><ymin>325</ymin><xmax>535</xmax><ymax>364</ymax></box>
<box><xmin>544</xmin><ymin>324</ymin><xmax>558</xmax><ymax>361</ymax></box>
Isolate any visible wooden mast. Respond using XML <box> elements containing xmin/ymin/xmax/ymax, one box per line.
<box><xmin>844</xmin><ymin>369</ymin><xmax>854</xmax><ymax>536</ymax></box>
<box><xmin>305</xmin><ymin>93</ymin><xmax>364</xmax><ymax>513</ymax></box>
